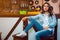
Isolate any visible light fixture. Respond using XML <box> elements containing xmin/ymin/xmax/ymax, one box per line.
<box><xmin>35</xmin><ymin>0</ymin><xmax>39</xmax><ymax>5</ymax></box>
<box><xmin>29</xmin><ymin>0</ymin><xmax>34</xmax><ymax>5</ymax></box>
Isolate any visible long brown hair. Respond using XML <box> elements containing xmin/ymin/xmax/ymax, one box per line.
<box><xmin>42</xmin><ymin>2</ymin><xmax>53</xmax><ymax>16</ymax></box>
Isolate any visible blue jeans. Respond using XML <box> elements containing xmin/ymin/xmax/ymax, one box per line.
<box><xmin>23</xmin><ymin>19</ymin><xmax>53</xmax><ymax>40</ymax></box>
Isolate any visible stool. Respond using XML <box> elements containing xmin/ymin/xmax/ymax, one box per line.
<box><xmin>0</xmin><ymin>32</ymin><xmax>2</xmax><ymax>40</ymax></box>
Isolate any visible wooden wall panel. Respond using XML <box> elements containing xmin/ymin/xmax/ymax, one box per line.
<box><xmin>0</xmin><ymin>0</ymin><xmax>59</xmax><ymax>16</ymax></box>
<box><xmin>3</xmin><ymin>0</ymin><xmax>11</xmax><ymax>9</ymax></box>
<box><xmin>2</xmin><ymin>0</ymin><xmax>11</xmax><ymax>13</ymax></box>
<box><xmin>0</xmin><ymin>0</ymin><xmax>3</xmax><ymax>12</ymax></box>
<box><xmin>11</xmin><ymin>0</ymin><xmax>20</xmax><ymax>11</ymax></box>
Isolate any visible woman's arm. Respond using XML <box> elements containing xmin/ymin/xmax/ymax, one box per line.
<box><xmin>21</xmin><ymin>16</ymin><xmax>30</xmax><ymax>21</ymax></box>
<box><xmin>29</xmin><ymin>14</ymin><xmax>41</xmax><ymax>20</ymax></box>
<box><xmin>49</xmin><ymin>14</ymin><xmax>57</xmax><ymax>28</ymax></box>
<box><xmin>22</xmin><ymin>13</ymin><xmax>41</xmax><ymax>21</ymax></box>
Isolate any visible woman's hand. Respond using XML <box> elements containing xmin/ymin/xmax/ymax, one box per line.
<box><xmin>21</xmin><ymin>17</ymin><xmax>30</xmax><ymax>21</ymax></box>
<box><xmin>43</xmin><ymin>26</ymin><xmax>49</xmax><ymax>30</ymax></box>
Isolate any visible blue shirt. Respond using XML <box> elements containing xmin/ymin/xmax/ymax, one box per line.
<box><xmin>29</xmin><ymin>13</ymin><xmax>57</xmax><ymax>31</ymax></box>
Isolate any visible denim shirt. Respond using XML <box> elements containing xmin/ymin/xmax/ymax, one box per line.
<box><xmin>29</xmin><ymin>13</ymin><xmax>57</xmax><ymax>31</ymax></box>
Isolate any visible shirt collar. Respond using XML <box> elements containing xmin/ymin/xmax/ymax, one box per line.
<box><xmin>43</xmin><ymin>13</ymin><xmax>50</xmax><ymax>16</ymax></box>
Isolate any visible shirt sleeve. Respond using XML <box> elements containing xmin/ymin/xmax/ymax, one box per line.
<box><xmin>49</xmin><ymin>14</ymin><xmax>57</xmax><ymax>28</ymax></box>
<box><xmin>29</xmin><ymin>13</ymin><xmax>42</xmax><ymax>20</ymax></box>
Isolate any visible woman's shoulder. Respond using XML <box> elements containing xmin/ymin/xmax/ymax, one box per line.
<box><xmin>52</xmin><ymin>13</ymin><xmax>56</xmax><ymax>16</ymax></box>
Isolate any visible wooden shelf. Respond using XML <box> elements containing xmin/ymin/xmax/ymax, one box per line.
<box><xmin>0</xmin><ymin>11</ymin><xmax>40</xmax><ymax>17</ymax></box>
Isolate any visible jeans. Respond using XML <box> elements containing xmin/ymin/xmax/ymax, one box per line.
<box><xmin>23</xmin><ymin>19</ymin><xmax>53</xmax><ymax>40</ymax></box>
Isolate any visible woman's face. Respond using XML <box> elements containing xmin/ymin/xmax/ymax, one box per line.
<box><xmin>43</xmin><ymin>4</ymin><xmax>49</xmax><ymax>12</ymax></box>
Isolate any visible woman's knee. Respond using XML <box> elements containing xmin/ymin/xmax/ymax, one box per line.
<box><xmin>35</xmin><ymin>32</ymin><xmax>41</xmax><ymax>38</ymax></box>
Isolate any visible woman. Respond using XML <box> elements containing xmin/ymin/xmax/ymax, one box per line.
<box><xmin>17</xmin><ymin>2</ymin><xmax>56</xmax><ymax>40</ymax></box>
